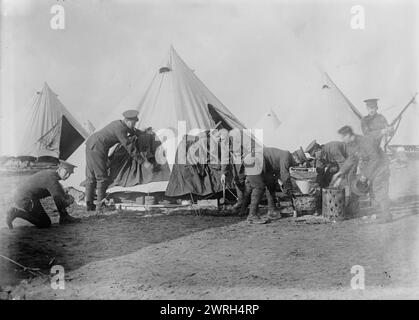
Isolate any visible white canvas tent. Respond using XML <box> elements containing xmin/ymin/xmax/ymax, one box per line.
<box><xmin>65</xmin><ymin>46</ymin><xmax>247</xmax><ymax>193</ymax></box>
<box><xmin>251</xmin><ymin>72</ymin><xmax>362</xmax><ymax>151</ymax></box>
<box><xmin>1</xmin><ymin>82</ymin><xmax>88</xmax><ymax>161</ymax></box>
<box><xmin>251</xmin><ymin>108</ymin><xmax>282</xmax><ymax>147</ymax></box>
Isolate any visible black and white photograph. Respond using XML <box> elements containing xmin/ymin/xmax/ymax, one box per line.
<box><xmin>0</xmin><ymin>0</ymin><xmax>418</xmax><ymax>304</ymax></box>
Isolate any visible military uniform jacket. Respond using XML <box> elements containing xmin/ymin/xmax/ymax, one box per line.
<box><xmin>318</xmin><ymin>141</ymin><xmax>347</xmax><ymax>168</ymax></box>
<box><xmin>361</xmin><ymin>113</ymin><xmax>389</xmax><ymax>143</ymax></box>
<box><xmin>14</xmin><ymin>170</ymin><xmax>69</xmax><ymax>212</ymax></box>
<box><xmin>86</xmin><ymin>120</ymin><xmax>141</xmax><ymax>161</ymax></box>
<box><xmin>262</xmin><ymin>147</ymin><xmax>295</xmax><ymax>177</ymax></box>
<box><xmin>339</xmin><ymin>135</ymin><xmax>389</xmax><ymax>180</ymax></box>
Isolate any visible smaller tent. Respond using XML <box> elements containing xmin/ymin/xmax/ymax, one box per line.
<box><xmin>251</xmin><ymin>108</ymin><xmax>282</xmax><ymax>147</ymax></box>
<box><xmin>259</xmin><ymin>72</ymin><xmax>362</xmax><ymax>151</ymax></box>
<box><xmin>12</xmin><ymin>82</ymin><xmax>88</xmax><ymax>161</ymax></box>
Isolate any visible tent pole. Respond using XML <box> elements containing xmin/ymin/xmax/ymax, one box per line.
<box><xmin>189</xmin><ymin>192</ymin><xmax>199</xmax><ymax>216</ymax></box>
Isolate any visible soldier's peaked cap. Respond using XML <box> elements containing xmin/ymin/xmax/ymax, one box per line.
<box><xmin>59</xmin><ymin>160</ymin><xmax>77</xmax><ymax>173</ymax></box>
<box><xmin>363</xmin><ymin>98</ymin><xmax>379</xmax><ymax>108</ymax></box>
<box><xmin>122</xmin><ymin>110</ymin><xmax>139</xmax><ymax>120</ymax></box>
<box><xmin>305</xmin><ymin>140</ymin><xmax>321</xmax><ymax>153</ymax></box>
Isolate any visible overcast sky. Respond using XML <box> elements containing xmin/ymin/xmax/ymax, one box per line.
<box><xmin>1</xmin><ymin>0</ymin><xmax>418</xmax><ymax>153</ymax></box>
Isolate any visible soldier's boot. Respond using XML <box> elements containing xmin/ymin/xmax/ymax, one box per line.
<box><xmin>246</xmin><ymin>191</ymin><xmax>261</xmax><ymax>224</ymax></box>
<box><xmin>247</xmin><ymin>214</ymin><xmax>269</xmax><ymax>224</ymax></box>
<box><xmin>96</xmin><ymin>185</ymin><xmax>113</xmax><ymax>213</ymax></box>
<box><xmin>59</xmin><ymin>213</ymin><xmax>81</xmax><ymax>225</ymax></box>
<box><xmin>85</xmin><ymin>183</ymin><xmax>96</xmax><ymax>211</ymax></box>
<box><xmin>6</xmin><ymin>208</ymin><xmax>17</xmax><ymax>229</ymax></box>
<box><xmin>250</xmin><ymin>187</ymin><xmax>270</xmax><ymax>224</ymax></box>
<box><xmin>239</xmin><ymin>193</ymin><xmax>251</xmax><ymax>217</ymax></box>
<box><xmin>230</xmin><ymin>187</ymin><xmax>244</xmax><ymax>214</ymax></box>
<box><xmin>8</xmin><ymin>208</ymin><xmax>51</xmax><ymax>228</ymax></box>
<box><xmin>232</xmin><ymin>199</ymin><xmax>243</xmax><ymax>215</ymax></box>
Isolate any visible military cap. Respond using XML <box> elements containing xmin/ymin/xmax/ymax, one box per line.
<box><xmin>122</xmin><ymin>109</ymin><xmax>139</xmax><ymax>120</ymax></box>
<box><xmin>292</xmin><ymin>147</ymin><xmax>308</xmax><ymax>164</ymax></box>
<box><xmin>305</xmin><ymin>140</ymin><xmax>321</xmax><ymax>154</ymax></box>
<box><xmin>58</xmin><ymin>160</ymin><xmax>77</xmax><ymax>173</ymax></box>
<box><xmin>363</xmin><ymin>98</ymin><xmax>379</xmax><ymax>108</ymax></box>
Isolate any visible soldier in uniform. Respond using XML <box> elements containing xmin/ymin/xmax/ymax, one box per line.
<box><xmin>6</xmin><ymin>161</ymin><xmax>81</xmax><ymax>229</ymax></box>
<box><xmin>361</xmin><ymin>98</ymin><xmax>393</xmax><ymax>147</ymax></box>
<box><xmin>263</xmin><ymin>147</ymin><xmax>296</xmax><ymax>206</ymax></box>
<box><xmin>239</xmin><ymin>146</ymin><xmax>295</xmax><ymax>222</ymax></box>
<box><xmin>220</xmin><ymin>128</ymin><xmax>246</xmax><ymax>213</ymax></box>
<box><xmin>333</xmin><ymin>125</ymin><xmax>392</xmax><ymax>223</ymax></box>
<box><xmin>85</xmin><ymin>110</ymin><xmax>146</xmax><ymax>211</ymax></box>
<box><xmin>240</xmin><ymin>152</ymin><xmax>270</xmax><ymax>224</ymax></box>
<box><xmin>306</xmin><ymin>140</ymin><xmax>349</xmax><ymax>188</ymax></box>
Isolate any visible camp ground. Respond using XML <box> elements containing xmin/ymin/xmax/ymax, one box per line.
<box><xmin>0</xmin><ymin>1</ymin><xmax>419</xmax><ymax>301</ymax></box>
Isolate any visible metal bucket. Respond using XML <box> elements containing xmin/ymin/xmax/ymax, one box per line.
<box><xmin>295</xmin><ymin>180</ymin><xmax>311</xmax><ymax>194</ymax></box>
<box><xmin>322</xmin><ymin>187</ymin><xmax>346</xmax><ymax>221</ymax></box>
<box><xmin>135</xmin><ymin>196</ymin><xmax>145</xmax><ymax>204</ymax></box>
<box><xmin>290</xmin><ymin>167</ymin><xmax>317</xmax><ymax>195</ymax></box>
<box><xmin>293</xmin><ymin>194</ymin><xmax>317</xmax><ymax>216</ymax></box>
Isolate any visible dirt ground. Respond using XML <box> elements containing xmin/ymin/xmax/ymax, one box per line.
<box><xmin>0</xmin><ymin>159</ymin><xmax>418</xmax><ymax>299</ymax></box>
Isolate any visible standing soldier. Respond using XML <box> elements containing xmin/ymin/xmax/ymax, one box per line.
<box><xmin>332</xmin><ymin>126</ymin><xmax>392</xmax><ymax>223</ymax></box>
<box><xmin>85</xmin><ymin>110</ymin><xmax>145</xmax><ymax>212</ymax></box>
<box><xmin>220</xmin><ymin>128</ymin><xmax>246</xmax><ymax>213</ymax></box>
<box><xmin>361</xmin><ymin>98</ymin><xmax>393</xmax><ymax>147</ymax></box>
<box><xmin>6</xmin><ymin>161</ymin><xmax>80</xmax><ymax>229</ymax></box>
<box><xmin>240</xmin><ymin>152</ymin><xmax>270</xmax><ymax>224</ymax></box>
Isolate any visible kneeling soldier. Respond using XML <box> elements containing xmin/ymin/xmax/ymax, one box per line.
<box><xmin>6</xmin><ymin>161</ymin><xmax>81</xmax><ymax>229</ymax></box>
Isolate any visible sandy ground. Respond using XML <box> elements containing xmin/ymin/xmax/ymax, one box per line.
<box><xmin>0</xmin><ymin>159</ymin><xmax>418</xmax><ymax>299</ymax></box>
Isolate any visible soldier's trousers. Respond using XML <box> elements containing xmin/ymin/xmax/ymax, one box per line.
<box><xmin>235</xmin><ymin>184</ymin><xmax>244</xmax><ymax>207</ymax></box>
<box><xmin>278</xmin><ymin>161</ymin><xmax>293</xmax><ymax>197</ymax></box>
<box><xmin>12</xmin><ymin>199</ymin><xmax>52</xmax><ymax>228</ymax></box>
<box><xmin>241</xmin><ymin>175</ymin><xmax>266</xmax><ymax>217</ymax></box>
<box><xmin>85</xmin><ymin>145</ymin><xmax>109</xmax><ymax>204</ymax></box>
<box><xmin>233</xmin><ymin>164</ymin><xmax>246</xmax><ymax>207</ymax></box>
<box><xmin>369</xmin><ymin>167</ymin><xmax>391</xmax><ymax>216</ymax></box>
<box><xmin>264</xmin><ymin>174</ymin><xmax>277</xmax><ymax>211</ymax></box>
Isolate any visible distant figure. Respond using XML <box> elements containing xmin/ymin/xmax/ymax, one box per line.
<box><xmin>333</xmin><ymin>125</ymin><xmax>392</xmax><ymax>223</ymax></box>
<box><xmin>84</xmin><ymin>110</ymin><xmax>145</xmax><ymax>212</ymax></box>
<box><xmin>6</xmin><ymin>161</ymin><xmax>80</xmax><ymax>229</ymax></box>
<box><xmin>361</xmin><ymin>98</ymin><xmax>393</xmax><ymax>147</ymax></box>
